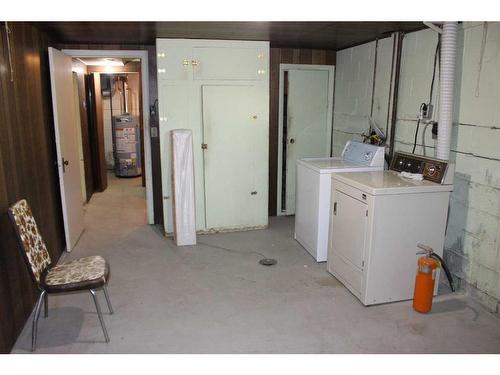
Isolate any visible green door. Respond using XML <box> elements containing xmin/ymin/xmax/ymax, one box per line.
<box><xmin>202</xmin><ymin>85</ymin><xmax>268</xmax><ymax>229</ymax></box>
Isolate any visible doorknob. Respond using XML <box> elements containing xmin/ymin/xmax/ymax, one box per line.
<box><xmin>62</xmin><ymin>158</ymin><xmax>69</xmax><ymax>173</ymax></box>
<box><xmin>289</xmin><ymin>138</ymin><xmax>295</xmax><ymax>144</ymax></box>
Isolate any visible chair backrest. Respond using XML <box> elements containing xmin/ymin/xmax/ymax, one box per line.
<box><xmin>8</xmin><ymin>199</ymin><xmax>52</xmax><ymax>284</ymax></box>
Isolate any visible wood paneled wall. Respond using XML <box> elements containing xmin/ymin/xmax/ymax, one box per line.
<box><xmin>87</xmin><ymin>72</ymin><xmax>108</xmax><ymax>191</ymax></box>
<box><xmin>58</xmin><ymin>43</ymin><xmax>163</xmax><ymax>225</ymax></box>
<box><xmin>0</xmin><ymin>22</ymin><xmax>65</xmax><ymax>353</ymax></box>
<box><xmin>268</xmin><ymin>47</ymin><xmax>336</xmax><ymax>216</ymax></box>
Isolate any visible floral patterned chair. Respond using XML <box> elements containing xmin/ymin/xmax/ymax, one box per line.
<box><xmin>8</xmin><ymin>199</ymin><xmax>113</xmax><ymax>351</ymax></box>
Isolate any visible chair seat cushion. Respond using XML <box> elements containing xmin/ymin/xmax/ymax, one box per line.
<box><xmin>41</xmin><ymin>256</ymin><xmax>110</xmax><ymax>293</ymax></box>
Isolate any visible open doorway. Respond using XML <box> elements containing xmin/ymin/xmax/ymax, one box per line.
<box><xmin>70</xmin><ymin>55</ymin><xmax>147</xmax><ymax>225</ymax></box>
<box><xmin>72</xmin><ymin>57</ymin><xmax>147</xmax><ymax>223</ymax></box>
<box><xmin>64</xmin><ymin>49</ymin><xmax>154</xmax><ymax>225</ymax></box>
<box><xmin>47</xmin><ymin>48</ymin><xmax>154</xmax><ymax>251</ymax></box>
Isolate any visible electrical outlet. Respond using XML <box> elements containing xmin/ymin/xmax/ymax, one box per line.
<box><xmin>419</xmin><ymin>103</ymin><xmax>433</xmax><ymax>120</ymax></box>
<box><xmin>432</xmin><ymin>122</ymin><xmax>438</xmax><ymax>139</ymax></box>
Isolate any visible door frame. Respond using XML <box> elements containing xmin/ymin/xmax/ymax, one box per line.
<box><xmin>276</xmin><ymin>63</ymin><xmax>335</xmax><ymax>216</ymax></box>
<box><xmin>62</xmin><ymin>49</ymin><xmax>154</xmax><ymax>224</ymax></box>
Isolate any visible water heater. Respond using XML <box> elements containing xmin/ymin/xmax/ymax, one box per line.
<box><xmin>112</xmin><ymin>114</ymin><xmax>142</xmax><ymax>177</ymax></box>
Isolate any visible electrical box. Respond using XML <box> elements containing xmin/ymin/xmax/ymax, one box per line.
<box><xmin>419</xmin><ymin>103</ymin><xmax>433</xmax><ymax>120</ymax></box>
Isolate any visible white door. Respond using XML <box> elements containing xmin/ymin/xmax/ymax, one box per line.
<box><xmin>48</xmin><ymin>47</ymin><xmax>85</xmax><ymax>251</ymax></box>
<box><xmin>202</xmin><ymin>85</ymin><xmax>267</xmax><ymax>229</ymax></box>
<box><xmin>280</xmin><ymin>67</ymin><xmax>333</xmax><ymax>215</ymax></box>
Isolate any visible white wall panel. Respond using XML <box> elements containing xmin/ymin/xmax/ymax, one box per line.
<box><xmin>332</xmin><ymin>38</ymin><xmax>394</xmax><ymax>153</ymax></box>
<box><xmin>371</xmin><ymin>37</ymin><xmax>394</xmax><ymax>133</ymax></box>
<box><xmin>458</xmin><ymin>23</ymin><xmax>500</xmax><ymax>127</ymax></box>
<box><xmin>397</xmin><ymin>29</ymin><xmax>440</xmax><ymax>120</ymax></box>
<box><xmin>332</xmin><ymin>41</ymin><xmax>376</xmax><ymax>149</ymax></box>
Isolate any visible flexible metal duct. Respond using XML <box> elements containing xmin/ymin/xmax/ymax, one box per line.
<box><xmin>436</xmin><ymin>22</ymin><xmax>458</xmax><ymax>161</ymax></box>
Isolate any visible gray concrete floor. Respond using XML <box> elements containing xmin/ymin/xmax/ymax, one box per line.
<box><xmin>12</xmin><ymin>174</ymin><xmax>500</xmax><ymax>353</ymax></box>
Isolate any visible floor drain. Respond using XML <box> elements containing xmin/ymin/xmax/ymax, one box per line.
<box><xmin>259</xmin><ymin>258</ymin><xmax>277</xmax><ymax>266</ymax></box>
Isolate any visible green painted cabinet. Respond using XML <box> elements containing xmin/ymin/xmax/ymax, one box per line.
<box><xmin>157</xmin><ymin>39</ymin><xmax>270</xmax><ymax>234</ymax></box>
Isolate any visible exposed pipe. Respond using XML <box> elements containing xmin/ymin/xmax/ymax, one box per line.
<box><xmin>370</xmin><ymin>38</ymin><xmax>379</xmax><ymax>118</ymax></box>
<box><xmin>385</xmin><ymin>34</ymin><xmax>396</xmax><ymax>139</ymax></box>
<box><xmin>388</xmin><ymin>32</ymin><xmax>404</xmax><ymax>162</ymax></box>
<box><xmin>436</xmin><ymin>22</ymin><xmax>458</xmax><ymax>161</ymax></box>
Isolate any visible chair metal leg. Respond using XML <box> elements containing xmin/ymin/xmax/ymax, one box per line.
<box><xmin>32</xmin><ymin>291</ymin><xmax>46</xmax><ymax>352</ymax></box>
<box><xmin>102</xmin><ymin>285</ymin><xmax>114</xmax><ymax>314</ymax></box>
<box><xmin>90</xmin><ymin>289</ymin><xmax>110</xmax><ymax>343</ymax></box>
<box><xmin>44</xmin><ymin>293</ymin><xmax>48</xmax><ymax>318</ymax></box>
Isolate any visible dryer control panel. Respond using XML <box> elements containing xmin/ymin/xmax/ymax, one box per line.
<box><xmin>390</xmin><ymin>152</ymin><xmax>449</xmax><ymax>184</ymax></box>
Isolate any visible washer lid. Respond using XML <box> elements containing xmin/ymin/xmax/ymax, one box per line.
<box><xmin>332</xmin><ymin>170</ymin><xmax>454</xmax><ymax>195</ymax></box>
<box><xmin>297</xmin><ymin>157</ymin><xmax>376</xmax><ymax>173</ymax></box>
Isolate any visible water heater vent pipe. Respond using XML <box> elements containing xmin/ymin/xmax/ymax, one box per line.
<box><xmin>436</xmin><ymin>22</ymin><xmax>458</xmax><ymax>161</ymax></box>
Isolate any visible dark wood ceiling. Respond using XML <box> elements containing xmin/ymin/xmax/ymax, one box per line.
<box><xmin>34</xmin><ymin>22</ymin><xmax>424</xmax><ymax>50</ymax></box>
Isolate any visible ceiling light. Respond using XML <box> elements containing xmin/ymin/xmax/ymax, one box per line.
<box><xmin>77</xmin><ymin>57</ymin><xmax>124</xmax><ymax>67</ymax></box>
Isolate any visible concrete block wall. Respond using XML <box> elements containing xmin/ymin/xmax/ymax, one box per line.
<box><xmin>371</xmin><ymin>37</ymin><xmax>395</xmax><ymax>141</ymax></box>
<box><xmin>333</xmin><ymin>23</ymin><xmax>500</xmax><ymax>314</ymax></box>
<box><xmin>332</xmin><ymin>41</ymin><xmax>376</xmax><ymax>155</ymax></box>
<box><xmin>395</xmin><ymin>28</ymin><xmax>440</xmax><ymax>156</ymax></box>
<box><xmin>332</xmin><ymin>37</ymin><xmax>395</xmax><ymax>156</ymax></box>
<box><xmin>448</xmin><ymin>22</ymin><xmax>500</xmax><ymax>312</ymax></box>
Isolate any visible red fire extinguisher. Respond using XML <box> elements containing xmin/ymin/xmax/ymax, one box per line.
<box><xmin>413</xmin><ymin>243</ymin><xmax>455</xmax><ymax>313</ymax></box>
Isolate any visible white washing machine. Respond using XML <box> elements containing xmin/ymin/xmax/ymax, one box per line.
<box><xmin>327</xmin><ymin>151</ymin><xmax>454</xmax><ymax>305</ymax></box>
<box><xmin>294</xmin><ymin>141</ymin><xmax>385</xmax><ymax>262</ymax></box>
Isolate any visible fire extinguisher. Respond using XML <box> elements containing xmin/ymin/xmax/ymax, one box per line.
<box><xmin>413</xmin><ymin>243</ymin><xmax>455</xmax><ymax>313</ymax></box>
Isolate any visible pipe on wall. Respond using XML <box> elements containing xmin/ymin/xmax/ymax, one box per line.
<box><xmin>436</xmin><ymin>22</ymin><xmax>458</xmax><ymax>161</ymax></box>
<box><xmin>388</xmin><ymin>32</ymin><xmax>404</xmax><ymax>162</ymax></box>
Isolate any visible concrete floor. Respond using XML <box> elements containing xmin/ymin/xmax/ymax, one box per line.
<box><xmin>12</xmin><ymin>174</ymin><xmax>500</xmax><ymax>353</ymax></box>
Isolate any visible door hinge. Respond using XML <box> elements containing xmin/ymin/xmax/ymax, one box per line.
<box><xmin>201</xmin><ymin>143</ymin><xmax>208</xmax><ymax>150</ymax></box>
<box><xmin>366</xmin><ymin>210</ymin><xmax>368</xmax><ymax>216</ymax></box>
<box><xmin>362</xmin><ymin>260</ymin><xmax>365</xmax><ymax>267</ymax></box>
<box><xmin>333</xmin><ymin>201</ymin><xmax>337</xmax><ymax>215</ymax></box>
